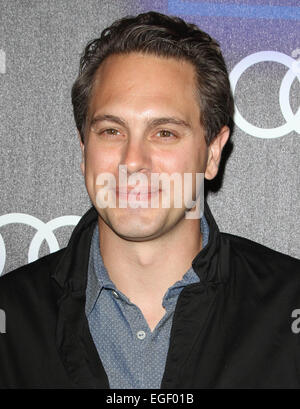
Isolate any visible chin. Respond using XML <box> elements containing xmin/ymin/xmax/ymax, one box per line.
<box><xmin>112</xmin><ymin>223</ymin><xmax>164</xmax><ymax>242</ymax></box>
<box><xmin>105</xmin><ymin>209</ymin><xmax>168</xmax><ymax>241</ymax></box>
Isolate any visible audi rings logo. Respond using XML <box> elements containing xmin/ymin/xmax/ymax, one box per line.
<box><xmin>0</xmin><ymin>214</ymin><xmax>80</xmax><ymax>276</ymax></box>
<box><xmin>229</xmin><ymin>51</ymin><xmax>300</xmax><ymax>138</ymax></box>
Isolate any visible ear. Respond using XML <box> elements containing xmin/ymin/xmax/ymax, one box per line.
<box><xmin>78</xmin><ymin>132</ymin><xmax>85</xmax><ymax>176</ymax></box>
<box><xmin>205</xmin><ymin>126</ymin><xmax>230</xmax><ymax>180</ymax></box>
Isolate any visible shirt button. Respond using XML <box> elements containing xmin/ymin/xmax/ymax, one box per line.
<box><xmin>112</xmin><ymin>290</ymin><xmax>119</xmax><ymax>299</ymax></box>
<box><xmin>136</xmin><ymin>330</ymin><xmax>146</xmax><ymax>340</ymax></box>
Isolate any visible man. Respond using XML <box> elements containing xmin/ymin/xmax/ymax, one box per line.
<box><xmin>0</xmin><ymin>11</ymin><xmax>299</xmax><ymax>389</ymax></box>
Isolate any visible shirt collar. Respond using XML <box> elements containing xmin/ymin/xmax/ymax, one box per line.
<box><xmin>85</xmin><ymin>214</ymin><xmax>210</xmax><ymax>317</ymax></box>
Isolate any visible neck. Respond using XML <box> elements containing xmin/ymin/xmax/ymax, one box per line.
<box><xmin>98</xmin><ymin>216</ymin><xmax>202</xmax><ymax>303</ymax></box>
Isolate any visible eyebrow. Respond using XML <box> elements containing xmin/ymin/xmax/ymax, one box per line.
<box><xmin>90</xmin><ymin>114</ymin><xmax>192</xmax><ymax>131</ymax></box>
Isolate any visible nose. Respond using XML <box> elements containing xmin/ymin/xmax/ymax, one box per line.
<box><xmin>120</xmin><ymin>137</ymin><xmax>152</xmax><ymax>176</ymax></box>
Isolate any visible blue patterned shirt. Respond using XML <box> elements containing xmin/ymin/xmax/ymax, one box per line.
<box><xmin>85</xmin><ymin>216</ymin><xmax>209</xmax><ymax>389</ymax></box>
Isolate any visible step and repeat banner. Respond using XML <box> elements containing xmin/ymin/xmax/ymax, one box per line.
<box><xmin>0</xmin><ymin>0</ymin><xmax>299</xmax><ymax>275</ymax></box>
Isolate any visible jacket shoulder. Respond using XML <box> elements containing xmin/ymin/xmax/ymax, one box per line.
<box><xmin>220</xmin><ymin>231</ymin><xmax>300</xmax><ymax>279</ymax></box>
<box><xmin>0</xmin><ymin>249</ymin><xmax>66</xmax><ymax>299</ymax></box>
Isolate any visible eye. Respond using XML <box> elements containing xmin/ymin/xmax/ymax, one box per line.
<box><xmin>93</xmin><ymin>128</ymin><xmax>123</xmax><ymax>138</ymax></box>
<box><xmin>156</xmin><ymin>130</ymin><xmax>177</xmax><ymax>140</ymax></box>
<box><xmin>102</xmin><ymin>128</ymin><xmax>121</xmax><ymax>136</ymax></box>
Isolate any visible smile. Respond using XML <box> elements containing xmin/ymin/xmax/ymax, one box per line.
<box><xmin>115</xmin><ymin>188</ymin><xmax>161</xmax><ymax>201</ymax></box>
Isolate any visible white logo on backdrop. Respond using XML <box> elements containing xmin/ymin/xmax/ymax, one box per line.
<box><xmin>0</xmin><ymin>214</ymin><xmax>80</xmax><ymax>276</ymax></box>
<box><xmin>291</xmin><ymin>48</ymin><xmax>300</xmax><ymax>75</ymax></box>
<box><xmin>229</xmin><ymin>51</ymin><xmax>300</xmax><ymax>138</ymax></box>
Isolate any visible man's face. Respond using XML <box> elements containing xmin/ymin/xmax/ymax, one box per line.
<box><xmin>80</xmin><ymin>52</ymin><xmax>211</xmax><ymax>241</ymax></box>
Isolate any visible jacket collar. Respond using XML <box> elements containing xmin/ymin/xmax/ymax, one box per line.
<box><xmin>192</xmin><ymin>199</ymin><xmax>230</xmax><ymax>284</ymax></box>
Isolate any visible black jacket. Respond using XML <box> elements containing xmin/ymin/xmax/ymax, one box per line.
<box><xmin>0</xmin><ymin>200</ymin><xmax>300</xmax><ymax>389</ymax></box>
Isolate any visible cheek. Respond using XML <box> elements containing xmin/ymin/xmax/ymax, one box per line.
<box><xmin>85</xmin><ymin>144</ymin><xmax>119</xmax><ymax>177</ymax></box>
<box><xmin>153</xmin><ymin>150</ymin><xmax>184</xmax><ymax>174</ymax></box>
<box><xmin>84</xmin><ymin>145</ymin><xmax>120</xmax><ymax>203</ymax></box>
<box><xmin>155</xmin><ymin>149</ymin><xmax>202</xmax><ymax>175</ymax></box>
<box><xmin>181</xmin><ymin>145</ymin><xmax>207</xmax><ymax>174</ymax></box>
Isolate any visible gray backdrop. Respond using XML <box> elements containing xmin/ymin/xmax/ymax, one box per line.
<box><xmin>0</xmin><ymin>0</ymin><xmax>299</xmax><ymax>276</ymax></box>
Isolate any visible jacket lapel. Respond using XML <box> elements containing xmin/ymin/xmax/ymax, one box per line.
<box><xmin>51</xmin><ymin>207</ymin><xmax>109</xmax><ymax>387</ymax></box>
<box><xmin>161</xmin><ymin>200</ymin><xmax>231</xmax><ymax>388</ymax></box>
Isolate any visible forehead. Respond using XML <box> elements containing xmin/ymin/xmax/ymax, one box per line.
<box><xmin>88</xmin><ymin>52</ymin><xmax>200</xmax><ymax>120</ymax></box>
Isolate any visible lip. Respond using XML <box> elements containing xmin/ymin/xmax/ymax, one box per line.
<box><xmin>115</xmin><ymin>187</ymin><xmax>161</xmax><ymax>194</ymax></box>
<box><xmin>114</xmin><ymin>188</ymin><xmax>161</xmax><ymax>201</ymax></box>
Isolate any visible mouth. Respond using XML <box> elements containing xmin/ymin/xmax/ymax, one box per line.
<box><xmin>115</xmin><ymin>187</ymin><xmax>162</xmax><ymax>201</ymax></box>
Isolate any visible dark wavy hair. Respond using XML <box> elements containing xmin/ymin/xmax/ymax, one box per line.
<box><xmin>71</xmin><ymin>11</ymin><xmax>234</xmax><ymax>145</ymax></box>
